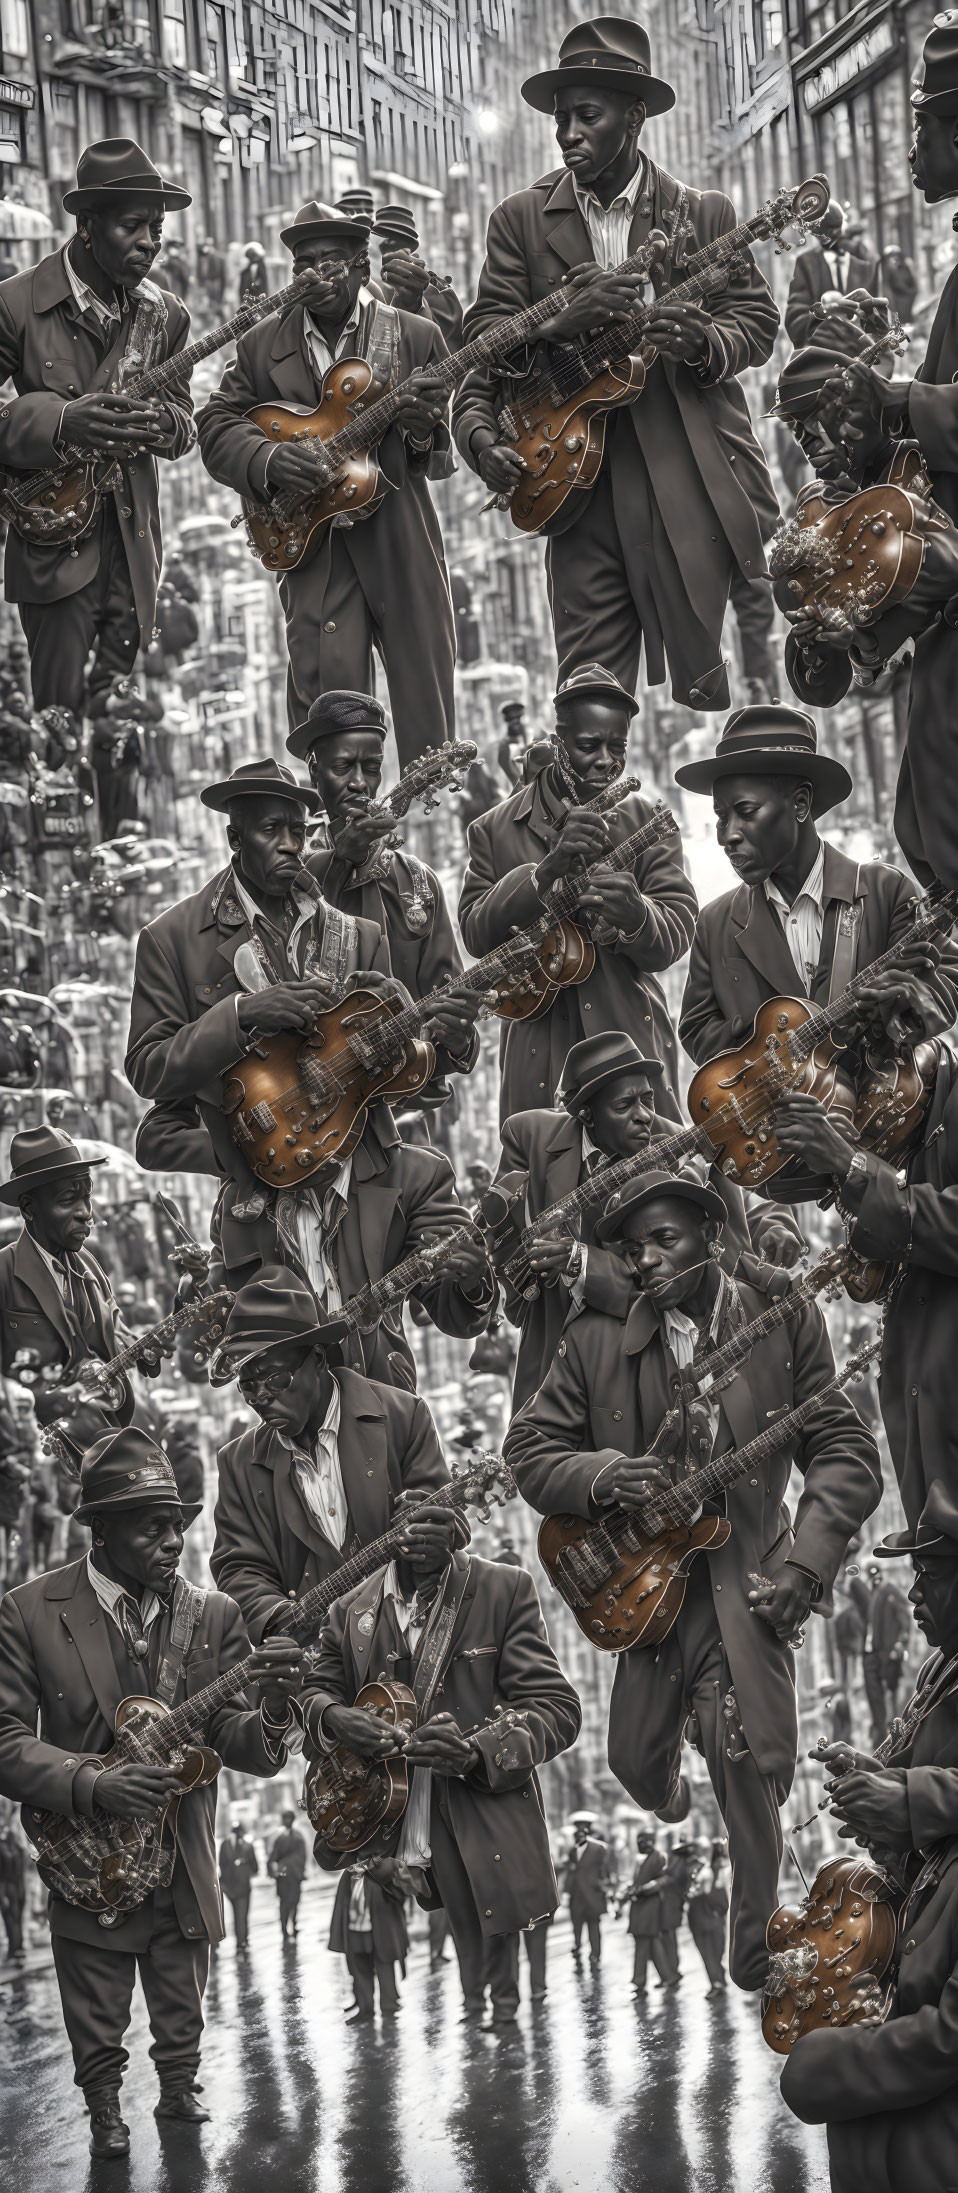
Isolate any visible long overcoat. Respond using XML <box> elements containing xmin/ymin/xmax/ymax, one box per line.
<box><xmin>0</xmin><ymin>1229</ymin><xmax>134</xmax><ymax>1425</ymax></box>
<box><xmin>0</xmin><ymin>251</ymin><xmax>194</xmax><ymax>648</ymax></box>
<box><xmin>211</xmin><ymin>1367</ymin><xmax>449</xmax><ymax>1642</ymax></box>
<box><xmin>305</xmin><ymin>1552</ymin><xmax>581</xmax><ymax>1937</ymax></box>
<box><xmin>504</xmin><ymin>1278</ymin><xmax>881</xmax><ymax>1787</ymax></box>
<box><xmin>0</xmin><ymin>1557</ymin><xmax>280</xmax><ymax>1949</ymax></box>
<box><xmin>626</xmin><ymin>1848</ymin><xmax>666</xmax><ymax>1939</ymax></box>
<box><xmin>458</xmin><ymin>773</ymin><xmax>696</xmax><ymax>1125</ymax></box>
<box><xmin>564</xmin><ymin>1835</ymin><xmax>610</xmax><ymax>1922</ymax></box>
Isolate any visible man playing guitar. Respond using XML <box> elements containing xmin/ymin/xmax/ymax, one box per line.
<box><xmin>197</xmin><ymin>202</ymin><xmax>457</xmax><ymax>767</ymax></box>
<box><xmin>0</xmin><ymin>138</ymin><xmax>195</xmax><ymax>715</ymax></box>
<box><xmin>452</xmin><ymin>14</ymin><xmax>779</xmax><ymax>713</ymax></box>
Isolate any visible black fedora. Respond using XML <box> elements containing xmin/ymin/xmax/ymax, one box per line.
<box><xmin>200</xmin><ymin>756</ymin><xmax>322</xmax><ymax>816</ymax></box>
<box><xmin>336</xmin><ymin>189</ymin><xmax>375</xmax><ymax>227</ymax></box>
<box><xmin>771</xmin><ymin>334</ymin><xmax>874</xmax><ymax>424</ymax></box>
<box><xmin>279</xmin><ymin>201</ymin><xmax>370</xmax><ymax>254</ymax></box>
<box><xmin>554</xmin><ymin>661</ymin><xmax>639</xmax><ymax>720</ymax></box>
<box><xmin>674</xmin><ymin>703</ymin><xmax>852</xmax><ymax>818</ymax></box>
<box><xmin>558</xmin><ymin>1032</ymin><xmax>663</xmax><ymax>1114</ymax></box>
<box><xmin>594</xmin><ymin>1167</ymin><xmax>727</xmax><ymax>1245</ymax></box>
<box><xmin>522</xmin><ymin>16</ymin><xmax>675</xmax><ymax>119</ymax></box>
<box><xmin>912</xmin><ymin>13</ymin><xmax>958</xmax><ymax>114</ymax></box>
<box><xmin>63</xmin><ymin>137</ymin><xmax>191</xmax><ymax>215</ymax></box>
<box><xmin>286</xmin><ymin>691</ymin><xmax>388</xmax><ymax>763</ymax></box>
<box><xmin>873</xmin><ymin>1480</ymin><xmax>958</xmax><ymax>1559</ymax></box>
<box><xmin>74</xmin><ymin>1427</ymin><xmax>202</xmax><ymax>1526</ymax></box>
<box><xmin>210</xmin><ymin>1264</ymin><xmax>345</xmax><ymax>1386</ymax></box>
<box><xmin>0</xmin><ymin>1124</ymin><xmax>107</xmax><ymax>1208</ymax></box>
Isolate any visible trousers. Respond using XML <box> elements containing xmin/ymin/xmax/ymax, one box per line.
<box><xmin>345</xmin><ymin>1930</ymin><xmax>399</xmax><ymax>2014</ymax></box>
<box><xmin>688</xmin><ymin>1914</ymin><xmax>727</xmax><ymax>1987</ymax></box>
<box><xmin>428</xmin><ymin>1797</ymin><xmax>519</xmax><ymax>2018</ymax></box>
<box><xmin>523</xmin><ymin>1918</ymin><xmax>548</xmax><ymax>1996</ymax></box>
<box><xmin>607</xmin><ymin>1562</ymin><xmax>785</xmax><ymax>1991</ymax></box>
<box><xmin>18</xmin><ymin>503</ymin><xmax>140</xmax><ymax>715</ymax></box>
<box><xmin>52</xmin><ymin>1886</ymin><xmax>208</xmax><ymax>2101</ymax></box>
<box><xmin>571</xmin><ymin>1914</ymin><xmax>602</xmax><ymax>1960</ymax></box>
<box><xmin>224</xmin><ymin>1891</ymin><xmax>250</xmax><ymax>1946</ymax></box>
<box><xmin>0</xmin><ymin>1887</ymin><xmax>23</xmax><ymax>1955</ymax></box>
<box><xmin>632</xmin><ymin>1932</ymin><xmax>679</xmax><ymax>1987</ymax></box>
<box><xmin>277</xmin><ymin>1879</ymin><xmax>301</xmax><ymax>1932</ymax></box>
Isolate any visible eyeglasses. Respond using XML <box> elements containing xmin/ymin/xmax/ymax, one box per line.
<box><xmin>238</xmin><ymin>1361</ymin><xmax>296</xmax><ymax>1400</ymax></box>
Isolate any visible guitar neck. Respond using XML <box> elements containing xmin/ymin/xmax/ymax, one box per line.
<box><xmin>339</xmin><ymin>1226</ymin><xmax>474</xmax><ymax>1332</ymax></box>
<box><xmin>521</xmin><ymin>1125</ymin><xmax>705</xmax><ymax>1251</ymax></box>
<box><xmin>790</xmin><ymin>890</ymin><xmax>957</xmax><ymax>1059</ymax></box>
<box><xmin>129</xmin><ymin>275</ymin><xmax>314</xmax><ymax>398</ymax></box>
<box><xmin>676</xmin><ymin>1257</ymin><xmax>844</xmax><ymax>1395</ymax></box>
<box><xmin>99</xmin><ymin>1287</ymin><xmax>230</xmax><ymax>1380</ymax></box>
<box><xmin>652</xmin><ymin>1338</ymin><xmax>881</xmax><ymax>1528</ymax></box>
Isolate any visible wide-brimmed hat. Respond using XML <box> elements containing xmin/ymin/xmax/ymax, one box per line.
<box><xmin>554</xmin><ymin>661</ymin><xmax>639</xmax><ymax>719</ymax></box>
<box><xmin>0</xmin><ymin>1124</ymin><xmax>107</xmax><ymax>1208</ymax></box>
<box><xmin>63</xmin><ymin>138</ymin><xmax>191</xmax><ymax>214</ymax></box>
<box><xmin>674</xmin><ymin>703</ymin><xmax>852</xmax><ymax>818</ymax></box>
<box><xmin>558</xmin><ymin>1032</ymin><xmax>664</xmax><ymax>1114</ymax></box>
<box><xmin>74</xmin><ymin>1427</ymin><xmax>201</xmax><ymax>1526</ymax></box>
<box><xmin>279</xmin><ymin>201</ymin><xmax>370</xmax><ymax>253</ymax></box>
<box><xmin>912</xmin><ymin>12</ymin><xmax>958</xmax><ymax>114</ymax></box>
<box><xmin>286</xmin><ymin>691</ymin><xmax>388</xmax><ymax>762</ymax></box>
<box><xmin>374</xmin><ymin>204</ymin><xmax>419</xmax><ymax>246</ymax></box>
<box><xmin>873</xmin><ymin>1481</ymin><xmax>958</xmax><ymax>1559</ymax></box>
<box><xmin>594</xmin><ymin>1167</ymin><xmax>727</xmax><ymax>1245</ymax></box>
<box><xmin>771</xmin><ymin>334</ymin><xmax>873</xmax><ymax>423</ymax></box>
<box><xmin>210</xmin><ymin>1264</ymin><xmax>345</xmax><ymax>1386</ymax></box>
<box><xmin>521</xmin><ymin>16</ymin><xmax>675</xmax><ymax>118</ymax></box>
<box><xmin>336</xmin><ymin>189</ymin><xmax>375</xmax><ymax>227</ymax></box>
<box><xmin>200</xmin><ymin>756</ymin><xmax>322</xmax><ymax>816</ymax></box>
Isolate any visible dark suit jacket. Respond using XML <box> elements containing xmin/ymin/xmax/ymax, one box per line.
<box><xmin>269</xmin><ymin>1826</ymin><xmax>307</xmax><ymax>1882</ymax></box>
<box><xmin>219</xmin><ymin>1832</ymin><xmax>258</xmax><ymax>1898</ymax></box>
<box><xmin>328</xmin><ymin>1864</ymin><xmax>407</xmax><ymax>1959</ymax></box>
<box><xmin>453</xmin><ymin>160</ymin><xmax>779</xmax><ymax>598</ymax></box>
<box><xmin>305</xmin><ymin>1552</ymin><xmax>581</xmax><ymax>1936</ymax></box>
<box><xmin>0</xmin><ymin>1557</ymin><xmax>280</xmax><ymax>1947</ymax></box>
<box><xmin>459</xmin><ymin>772</ymin><xmax>696</xmax><ymax>1125</ymax></box>
<box><xmin>0</xmin><ymin>1228</ymin><xmax>133</xmax><ymax>1426</ymax></box>
<box><xmin>781</xmin><ymin>1841</ymin><xmax>958</xmax><ymax>2192</ymax></box>
<box><xmin>124</xmin><ymin>860</ymin><xmax>388</xmax><ymax>1207</ymax></box>
<box><xmin>678</xmin><ymin>840</ymin><xmax>958</xmax><ymax>1065</ymax></box>
<box><xmin>211</xmin><ymin>1366</ymin><xmax>449</xmax><ymax>1642</ymax></box>
<box><xmin>784</xmin><ymin>243</ymin><xmax>883</xmax><ymax>347</ymax></box>
<box><xmin>908</xmin><ymin>262</ymin><xmax>958</xmax><ymax>524</ymax></box>
<box><xmin>307</xmin><ymin>830</ymin><xmax>479</xmax><ymax>1084</ymax></box>
<box><xmin>0</xmin><ymin>250</ymin><xmax>194</xmax><ymax>646</ymax></box>
<box><xmin>626</xmin><ymin>1848</ymin><xmax>666</xmax><ymax>1937</ymax></box>
<box><xmin>504</xmin><ymin>1276</ymin><xmax>881</xmax><ymax>1781</ymax></box>
<box><xmin>565</xmin><ymin>1835</ymin><xmax>611</xmax><ymax>1919</ymax></box>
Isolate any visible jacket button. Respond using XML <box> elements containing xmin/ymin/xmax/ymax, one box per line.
<box><xmin>485</xmin><ymin>1909</ymin><xmax>492</xmax><ymax>1917</ymax></box>
<box><xmin>63</xmin><ymin>1756</ymin><xmax>76</xmax><ymax>1768</ymax></box>
<box><xmin>584</xmin><ymin>1001</ymin><xmax>591</xmax><ymax>1010</ymax></box>
<box><xmin>912</xmin><ymin>1387</ymin><xmax>918</xmax><ymax>1396</ymax></box>
<box><xmin>324</xmin><ymin>620</ymin><xmax>336</xmax><ymax>632</ymax></box>
<box><xmin>495</xmin><ymin>1753</ymin><xmax>502</xmax><ymax>1765</ymax></box>
<box><xmin>904</xmin><ymin>1939</ymin><xmax>915</xmax><ymax>1952</ymax></box>
<box><xmin>715</xmin><ymin>1584</ymin><xmax>721</xmax><ymax>1591</ymax></box>
<box><xmin>612</xmin><ymin>1410</ymin><xmax>622</xmax><ymax>1422</ymax></box>
<box><xmin>367</xmin><ymin>1469</ymin><xmax>374</xmax><ymax>1477</ymax></box>
<box><xmin>494</xmin><ymin>1853</ymin><xmax>501</xmax><ymax>1861</ymax></box>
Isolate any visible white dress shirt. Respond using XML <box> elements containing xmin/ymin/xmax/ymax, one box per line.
<box><xmin>283</xmin><ymin>1377</ymin><xmax>347</xmax><ymax>1550</ymax></box>
<box><xmin>347</xmin><ymin>1866</ymin><xmax>373</xmax><ymax>1931</ymax></box>
<box><xmin>230</xmin><ymin>868</ymin><xmax>317</xmax><ymax>983</ymax></box>
<box><xmin>86</xmin><ymin>1552</ymin><xmax>162</xmax><ymax>1633</ymax></box>
<box><xmin>291</xmin><ymin>1159</ymin><xmax>352</xmax><ymax>1314</ymax></box>
<box><xmin>62</xmin><ymin>244</ymin><xmax>122</xmax><ymax>335</ymax></box>
<box><xmin>572</xmin><ymin>158</ymin><xmax>648</xmax><ymax>272</ymax></box>
<box><xmin>764</xmin><ymin>842</ymin><xmax>826</xmax><ymax>994</ymax></box>
<box><xmin>304</xmin><ymin>283</ymin><xmax>374</xmax><ymax>381</ymax></box>
<box><xmin>822</xmin><ymin>249</ymin><xmax>849</xmax><ymax>295</ymax></box>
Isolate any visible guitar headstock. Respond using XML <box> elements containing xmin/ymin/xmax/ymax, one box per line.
<box><xmin>839</xmin><ymin>1333</ymin><xmax>882</xmax><ymax>1387</ymax></box>
<box><xmin>388</xmin><ymin>740</ymin><xmax>479</xmax><ymax>819</ymax></box>
<box><xmin>448</xmin><ymin>1451</ymin><xmax>516</xmax><ymax>1521</ymax></box>
<box><xmin>760</xmin><ymin>174</ymin><xmax>830</xmax><ymax>254</ymax></box>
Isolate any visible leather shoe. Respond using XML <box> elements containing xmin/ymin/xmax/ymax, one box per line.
<box><xmin>89</xmin><ymin>2102</ymin><xmax>130</xmax><ymax>2159</ymax></box>
<box><xmin>155</xmin><ymin>2090</ymin><xmax>211</xmax><ymax>2123</ymax></box>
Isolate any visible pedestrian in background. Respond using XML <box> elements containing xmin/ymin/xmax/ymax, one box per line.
<box><xmin>219</xmin><ymin>1817</ymin><xmax>258</xmax><ymax>1953</ymax></box>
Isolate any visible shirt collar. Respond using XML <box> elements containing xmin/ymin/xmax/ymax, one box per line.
<box><xmin>280</xmin><ymin>1376</ymin><xmax>342</xmax><ymax>1460</ymax></box>
<box><xmin>765</xmin><ymin>840</ymin><xmax>826</xmax><ymax>918</ymax></box>
<box><xmin>662</xmin><ymin>1267</ymin><xmax>732</xmax><ymax>1352</ymax></box>
<box><xmin>581</xmin><ymin>1124</ymin><xmax>600</xmax><ymax>1163</ymax></box>
<box><xmin>62</xmin><ymin>243</ymin><xmax>122</xmax><ymax>331</ymax></box>
<box><xmin>230</xmin><ymin>864</ymin><xmax>315</xmax><ymax>938</ymax></box>
<box><xmin>572</xmin><ymin>155</ymin><xmax>647</xmax><ymax>223</ymax></box>
<box><xmin>86</xmin><ymin>1551</ymin><xmax>162</xmax><ymax>1632</ymax></box>
<box><xmin>305</xmin><ymin>283</ymin><xmax>373</xmax><ymax>342</ymax></box>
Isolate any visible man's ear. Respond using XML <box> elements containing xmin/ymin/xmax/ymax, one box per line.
<box><xmin>18</xmin><ymin>1194</ymin><xmax>33</xmax><ymax>1227</ymax></box>
<box><xmin>793</xmin><ymin>781</ymin><xmax>814</xmax><ymax>824</ymax></box>
<box><xmin>628</xmin><ymin>99</ymin><xmax>646</xmax><ymax>134</ymax></box>
<box><xmin>225</xmin><ymin>822</ymin><xmax>240</xmax><ymax>857</ymax></box>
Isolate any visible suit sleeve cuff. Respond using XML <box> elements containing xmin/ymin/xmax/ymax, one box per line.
<box><xmin>73</xmin><ymin>1761</ymin><xmax>105</xmax><ymax>1818</ymax></box>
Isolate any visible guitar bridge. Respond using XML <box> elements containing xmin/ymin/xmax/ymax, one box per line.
<box><xmin>248</xmin><ymin>1101</ymin><xmax>277</xmax><ymax>1133</ymax></box>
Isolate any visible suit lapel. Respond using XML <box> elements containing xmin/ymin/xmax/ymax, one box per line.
<box><xmin>270</xmin><ymin>1443</ymin><xmax>338</xmax><ymax>1564</ymax></box>
<box><xmin>353</xmin><ymin>1176</ymin><xmax>400</xmax><ymax>1298</ymax></box>
<box><xmin>13</xmin><ymin>1231</ymin><xmax>74</xmax><ymax>1353</ymax></box>
<box><xmin>547</xmin><ymin>1118</ymin><xmax>585</xmax><ymax>1206</ymax></box>
<box><xmin>57</xmin><ymin>1564</ymin><xmax>125</xmax><ymax>1729</ymax></box>
<box><xmin>541</xmin><ymin>169</ymin><xmax>595</xmax><ymax>271</ymax></box>
<box><xmin>734</xmin><ymin>887</ymin><xmax>805</xmax><ymax>999</ymax></box>
<box><xmin>268</xmin><ymin>302</ymin><xmax>321</xmax><ymax>405</ymax></box>
<box><xmin>337</xmin><ymin>1375</ymin><xmax>389</xmax><ymax>1549</ymax></box>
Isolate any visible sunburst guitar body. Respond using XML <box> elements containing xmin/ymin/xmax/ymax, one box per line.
<box><xmin>304</xmin><ymin>1680</ymin><xmax>417</xmax><ymax>1868</ymax></box>
<box><xmin>537</xmin><ymin>1510</ymin><xmax>731</xmax><ymax>1652</ymax></box>
<box><xmin>686</xmin><ymin>996</ymin><xmax>845</xmax><ymax>1191</ymax></box>
<box><xmin>242</xmin><ymin>359</ymin><xmax>385</xmax><ymax>571</ymax></box>
<box><xmin>505</xmin><ymin>353</ymin><xmax>647</xmax><ymax>536</ymax></box>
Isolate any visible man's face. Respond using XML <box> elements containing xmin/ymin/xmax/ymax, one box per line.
<box><xmin>556</xmin><ymin>699</ymin><xmax>630</xmax><ymax>798</ymax></box>
<box><xmin>712</xmin><ymin>774</ymin><xmax>809</xmax><ymax>886</ymax></box>
<box><xmin>818</xmin><ymin>205</ymin><xmax>847</xmax><ymax>255</ymax></box>
<box><xmin>237</xmin><ymin>1341</ymin><xmax>322</xmax><ymax>1436</ymax></box>
<box><xmin>553</xmin><ymin>88</ymin><xmax>642</xmax><ymax>187</ymax></box>
<box><xmin>617</xmin><ymin>1195</ymin><xmax>713</xmax><ymax>1309</ymax></box>
<box><xmin>22</xmin><ymin>1168</ymin><xmax>94</xmax><ymax>1255</ymax></box>
<box><xmin>292</xmin><ymin>238</ymin><xmax>365</xmax><ymax>322</ymax></box>
<box><xmin>307</xmin><ymin>731</ymin><xmax>384</xmax><ymax>821</ymax></box>
<box><xmin>788</xmin><ymin>402</ymin><xmax>876</xmax><ymax>482</ymax></box>
<box><xmin>583</xmin><ymin>1071</ymin><xmax>656</xmax><ymax>1159</ymax></box>
<box><xmin>282</xmin><ymin>1811</ymin><xmax>295</xmax><ymax>1828</ymax></box>
<box><xmin>84</xmin><ymin>201</ymin><xmax>164</xmax><ymax>289</ymax></box>
<box><xmin>636</xmin><ymin>1832</ymin><xmax>654</xmax><ymax>1853</ymax></box>
<box><xmin>909</xmin><ymin>1556</ymin><xmax>958</xmax><ymax>1647</ymax></box>
<box><xmin>95</xmin><ymin>1502</ymin><xmax>184</xmax><ymax>1593</ymax></box>
<box><xmin>574</xmin><ymin>1825</ymin><xmax>588</xmax><ymax>1844</ymax></box>
<box><xmin>228</xmin><ymin>797</ymin><xmax>307</xmax><ymax>898</ymax></box>
<box><xmin>911</xmin><ymin>113</ymin><xmax>958</xmax><ymax>202</ymax></box>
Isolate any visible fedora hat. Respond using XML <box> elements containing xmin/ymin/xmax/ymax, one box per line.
<box><xmin>594</xmin><ymin>1167</ymin><xmax>727</xmax><ymax>1245</ymax></box>
<box><xmin>209</xmin><ymin>1264</ymin><xmax>346</xmax><ymax>1386</ymax></box>
<box><xmin>200</xmin><ymin>756</ymin><xmax>322</xmax><ymax>816</ymax></box>
<box><xmin>522</xmin><ymin>16</ymin><xmax>675</xmax><ymax>119</ymax></box>
<box><xmin>74</xmin><ymin>1427</ymin><xmax>201</xmax><ymax>1526</ymax></box>
<box><xmin>771</xmin><ymin>334</ymin><xmax>874</xmax><ymax>423</ymax></box>
<box><xmin>912</xmin><ymin>12</ymin><xmax>958</xmax><ymax>114</ymax></box>
<box><xmin>673</xmin><ymin>703</ymin><xmax>852</xmax><ymax>818</ymax></box>
<box><xmin>336</xmin><ymin>189</ymin><xmax>375</xmax><ymax>226</ymax></box>
<box><xmin>554</xmin><ymin>661</ymin><xmax>639</xmax><ymax>719</ymax></box>
<box><xmin>63</xmin><ymin>137</ymin><xmax>191</xmax><ymax>214</ymax></box>
<box><xmin>286</xmin><ymin>690</ymin><xmax>388</xmax><ymax>762</ymax></box>
<box><xmin>873</xmin><ymin>1480</ymin><xmax>958</xmax><ymax>1559</ymax></box>
<box><xmin>0</xmin><ymin>1124</ymin><xmax>107</xmax><ymax>1208</ymax></box>
<box><xmin>279</xmin><ymin>201</ymin><xmax>370</xmax><ymax>254</ymax></box>
<box><xmin>558</xmin><ymin>1032</ymin><xmax>663</xmax><ymax>1114</ymax></box>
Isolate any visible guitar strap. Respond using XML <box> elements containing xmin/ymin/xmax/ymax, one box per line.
<box><xmin>153</xmin><ymin>1576</ymin><xmax>206</xmax><ymax>1707</ymax></box>
<box><xmin>302</xmin><ymin>902</ymin><xmax>360</xmax><ymax>990</ymax></box>
<box><xmin>361</xmin><ymin>298</ymin><xmax>402</xmax><ymax>394</ymax></box>
<box><xmin>828</xmin><ymin>869</ymin><xmax>865</xmax><ymax>1001</ymax></box>
<box><xmin>408</xmin><ymin>1558</ymin><xmax>472</xmax><ymax>1718</ymax></box>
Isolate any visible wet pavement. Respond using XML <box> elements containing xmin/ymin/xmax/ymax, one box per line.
<box><xmin>0</xmin><ymin>1882</ymin><xmax>828</xmax><ymax>2193</ymax></box>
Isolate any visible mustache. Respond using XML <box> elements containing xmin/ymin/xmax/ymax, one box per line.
<box><xmin>636</xmin><ymin>1257</ymin><xmax>713</xmax><ymax>1297</ymax></box>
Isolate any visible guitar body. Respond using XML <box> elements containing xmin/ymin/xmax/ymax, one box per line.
<box><xmin>223</xmin><ymin>987</ymin><xmax>436</xmax><ymax>1188</ymax></box>
<box><xmin>23</xmin><ymin>1695</ymin><xmax>221</xmax><ymax>1920</ymax></box>
<box><xmin>243</xmin><ymin>361</ymin><xmax>386</xmax><ymax>571</ymax></box>
<box><xmin>763</xmin><ymin>1858</ymin><xmax>900</xmax><ymax>2054</ymax></box>
<box><xmin>506</xmin><ymin>353</ymin><xmax>647</xmax><ymax>536</ymax></box>
<box><xmin>852</xmin><ymin>1039</ymin><xmax>938</xmax><ymax>1160</ymax></box>
<box><xmin>0</xmin><ymin>456</ymin><xmax>119</xmax><ymax>547</ymax></box>
<box><xmin>537</xmin><ymin>1510</ymin><xmax>731</xmax><ymax>1652</ymax></box>
<box><xmin>770</xmin><ymin>476</ymin><xmax>941</xmax><ymax>635</ymax></box>
<box><xmin>304</xmin><ymin>1680</ymin><xmax>417</xmax><ymax>1867</ymax></box>
<box><xmin>494</xmin><ymin>918</ymin><xmax>595</xmax><ymax>1020</ymax></box>
<box><xmin>687</xmin><ymin>996</ymin><xmax>844</xmax><ymax>1190</ymax></box>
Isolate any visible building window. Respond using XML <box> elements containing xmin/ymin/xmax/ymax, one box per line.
<box><xmin>0</xmin><ymin>0</ymin><xmax>28</xmax><ymax>58</ymax></box>
<box><xmin>163</xmin><ymin>0</ymin><xmax>187</xmax><ymax>68</ymax></box>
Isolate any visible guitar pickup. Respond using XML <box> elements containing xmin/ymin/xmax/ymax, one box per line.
<box><xmin>249</xmin><ymin>1101</ymin><xmax>278</xmax><ymax>1132</ymax></box>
